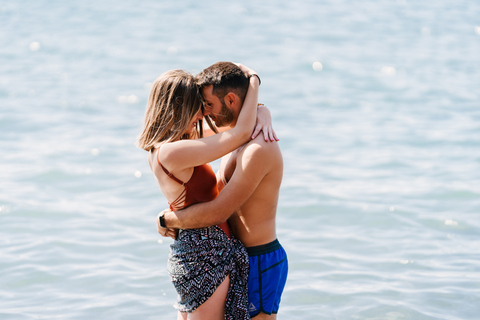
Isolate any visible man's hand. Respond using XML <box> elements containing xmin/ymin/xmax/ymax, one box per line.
<box><xmin>156</xmin><ymin>209</ymin><xmax>178</xmax><ymax>240</ymax></box>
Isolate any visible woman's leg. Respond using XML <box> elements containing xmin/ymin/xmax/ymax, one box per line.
<box><xmin>177</xmin><ymin>311</ymin><xmax>187</xmax><ymax>320</ymax></box>
<box><xmin>187</xmin><ymin>275</ymin><xmax>230</xmax><ymax>320</ymax></box>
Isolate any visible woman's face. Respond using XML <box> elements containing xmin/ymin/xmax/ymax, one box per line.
<box><xmin>184</xmin><ymin>108</ymin><xmax>204</xmax><ymax>135</ymax></box>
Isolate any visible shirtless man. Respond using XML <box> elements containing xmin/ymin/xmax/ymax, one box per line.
<box><xmin>157</xmin><ymin>62</ymin><xmax>288</xmax><ymax>319</ymax></box>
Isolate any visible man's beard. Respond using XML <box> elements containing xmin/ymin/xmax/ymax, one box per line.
<box><xmin>211</xmin><ymin>99</ymin><xmax>235</xmax><ymax>127</ymax></box>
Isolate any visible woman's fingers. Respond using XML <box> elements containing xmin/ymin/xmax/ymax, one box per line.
<box><xmin>251</xmin><ymin>125</ymin><xmax>261</xmax><ymax>139</ymax></box>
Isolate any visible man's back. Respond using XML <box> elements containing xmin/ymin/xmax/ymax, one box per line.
<box><xmin>218</xmin><ymin>135</ymin><xmax>283</xmax><ymax>247</ymax></box>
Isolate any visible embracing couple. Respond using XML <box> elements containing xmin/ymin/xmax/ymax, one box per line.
<box><xmin>137</xmin><ymin>62</ymin><xmax>288</xmax><ymax>319</ymax></box>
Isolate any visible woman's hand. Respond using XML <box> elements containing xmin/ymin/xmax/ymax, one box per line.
<box><xmin>234</xmin><ymin>63</ymin><xmax>257</xmax><ymax>78</ymax></box>
<box><xmin>252</xmin><ymin>104</ymin><xmax>279</xmax><ymax>142</ymax></box>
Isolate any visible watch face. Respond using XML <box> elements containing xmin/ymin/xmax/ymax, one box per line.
<box><xmin>159</xmin><ymin>214</ymin><xmax>166</xmax><ymax>228</ymax></box>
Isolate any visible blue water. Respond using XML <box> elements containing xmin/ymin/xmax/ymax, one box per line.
<box><xmin>1</xmin><ymin>1</ymin><xmax>480</xmax><ymax>319</ymax></box>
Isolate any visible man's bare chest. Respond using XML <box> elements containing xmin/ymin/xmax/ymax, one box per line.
<box><xmin>220</xmin><ymin>148</ymin><xmax>241</xmax><ymax>183</ymax></box>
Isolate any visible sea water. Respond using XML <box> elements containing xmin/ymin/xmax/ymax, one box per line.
<box><xmin>1</xmin><ymin>0</ymin><xmax>479</xmax><ymax>319</ymax></box>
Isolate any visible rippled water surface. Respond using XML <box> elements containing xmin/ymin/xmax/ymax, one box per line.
<box><xmin>1</xmin><ymin>1</ymin><xmax>480</xmax><ymax>319</ymax></box>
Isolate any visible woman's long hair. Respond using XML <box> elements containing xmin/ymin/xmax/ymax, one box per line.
<box><xmin>137</xmin><ymin>70</ymin><xmax>204</xmax><ymax>151</ymax></box>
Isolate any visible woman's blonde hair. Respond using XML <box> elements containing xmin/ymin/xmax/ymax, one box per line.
<box><xmin>137</xmin><ymin>70</ymin><xmax>204</xmax><ymax>151</ymax></box>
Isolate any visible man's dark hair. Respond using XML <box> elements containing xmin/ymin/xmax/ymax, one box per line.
<box><xmin>195</xmin><ymin>62</ymin><xmax>249</xmax><ymax>103</ymax></box>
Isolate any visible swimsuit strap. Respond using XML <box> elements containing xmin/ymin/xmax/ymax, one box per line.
<box><xmin>156</xmin><ymin>150</ymin><xmax>186</xmax><ymax>186</ymax></box>
<box><xmin>156</xmin><ymin>150</ymin><xmax>187</xmax><ymax>210</ymax></box>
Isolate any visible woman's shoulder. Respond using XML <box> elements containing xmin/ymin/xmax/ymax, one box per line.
<box><xmin>155</xmin><ymin>142</ymin><xmax>197</xmax><ymax>179</ymax></box>
<box><xmin>155</xmin><ymin>142</ymin><xmax>174</xmax><ymax>164</ymax></box>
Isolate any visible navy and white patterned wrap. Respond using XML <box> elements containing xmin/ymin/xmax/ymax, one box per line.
<box><xmin>168</xmin><ymin>225</ymin><xmax>250</xmax><ymax>320</ymax></box>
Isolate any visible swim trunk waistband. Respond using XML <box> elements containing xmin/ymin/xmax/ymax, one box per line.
<box><xmin>246</xmin><ymin>239</ymin><xmax>281</xmax><ymax>257</ymax></box>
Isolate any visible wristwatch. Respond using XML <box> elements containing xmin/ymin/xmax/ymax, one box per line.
<box><xmin>159</xmin><ymin>213</ymin><xmax>167</xmax><ymax>228</ymax></box>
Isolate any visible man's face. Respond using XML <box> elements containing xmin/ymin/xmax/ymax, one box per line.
<box><xmin>201</xmin><ymin>85</ymin><xmax>235</xmax><ymax>127</ymax></box>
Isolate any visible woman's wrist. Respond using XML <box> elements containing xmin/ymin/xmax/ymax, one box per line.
<box><xmin>248</xmin><ymin>74</ymin><xmax>261</xmax><ymax>86</ymax></box>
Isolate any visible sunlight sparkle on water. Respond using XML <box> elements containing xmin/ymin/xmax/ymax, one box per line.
<box><xmin>167</xmin><ymin>46</ymin><xmax>178</xmax><ymax>55</ymax></box>
<box><xmin>444</xmin><ymin>219</ymin><xmax>458</xmax><ymax>226</ymax></box>
<box><xmin>312</xmin><ymin>61</ymin><xmax>323</xmax><ymax>72</ymax></box>
<box><xmin>118</xmin><ymin>95</ymin><xmax>139</xmax><ymax>104</ymax></box>
<box><xmin>381</xmin><ymin>66</ymin><xmax>396</xmax><ymax>76</ymax></box>
<box><xmin>29</xmin><ymin>41</ymin><xmax>40</xmax><ymax>51</ymax></box>
<box><xmin>421</xmin><ymin>27</ymin><xmax>431</xmax><ymax>36</ymax></box>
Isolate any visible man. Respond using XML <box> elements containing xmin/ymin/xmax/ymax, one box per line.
<box><xmin>157</xmin><ymin>62</ymin><xmax>288</xmax><ymax>319</ymax></box>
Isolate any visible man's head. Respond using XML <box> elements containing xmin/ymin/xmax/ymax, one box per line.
<box><xmin>195</xmin><ymin>62</ymin><xmax>249</xmax><ymax>127</ymax></box>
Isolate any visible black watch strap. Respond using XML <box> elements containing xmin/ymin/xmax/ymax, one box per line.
<box><xmin>159</xmin><ymin>213</ymin><xmax>167</xmax><ymax>228</ymax></box>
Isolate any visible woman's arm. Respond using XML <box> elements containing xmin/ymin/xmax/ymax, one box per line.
<box><xmin>203</xmin><ymin>124</ymin><xmax>231</xmax><ymax>137</ymax></box>
<box><xmin>159</xmin><ymin>65</ymin><xmax>260</xmax><ymax>172</ymax></box>
<box><xmin>204</xmin><ymin>104</ymin><xmax>278</xmax><ymax>141</ymax></box>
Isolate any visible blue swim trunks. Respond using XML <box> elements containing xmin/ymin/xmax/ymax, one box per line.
<box><xmin>246</xmin><ymin>239</ymin><xmax>288</xmax><ymax>318</ymax></box>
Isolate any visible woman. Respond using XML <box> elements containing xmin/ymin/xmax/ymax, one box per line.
<box><xmin>137</xmin><ymin>64</ymin><xmax>266</xmax><ymax>319</ymax></box>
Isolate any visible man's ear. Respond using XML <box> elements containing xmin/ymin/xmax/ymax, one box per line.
<box><xmin>224</xmin><ymin>92</ymin><xmax>238</xmax><ymax>108</ymax></box>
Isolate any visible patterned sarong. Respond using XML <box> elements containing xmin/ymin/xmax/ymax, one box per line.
<box><xmin>168</xmin><ymin>225</ymin><xmax>250</xmax><ymax>320</ymax></box>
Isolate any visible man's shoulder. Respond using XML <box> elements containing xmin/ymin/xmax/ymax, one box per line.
<box><xmin>232</xmin><ymin>136</ymin><xmax>283</xmax><ymax>181</ymax></box>
<box><xmin>238</xmin><ymin>136</ymin><xmax>282</xmax><ymax>161</ymax></box>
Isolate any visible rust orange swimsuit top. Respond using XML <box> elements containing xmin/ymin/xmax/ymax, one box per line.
<box><xmin>157</xmin><ymin>152</ymin><xmax>231</xmax><ymax>238</ymax></box>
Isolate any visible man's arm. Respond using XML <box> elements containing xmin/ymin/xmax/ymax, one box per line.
<box><xmin>163</xmin><ymin>139</ymin><xmax>272</xmax><ymax>229</ymax></box>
